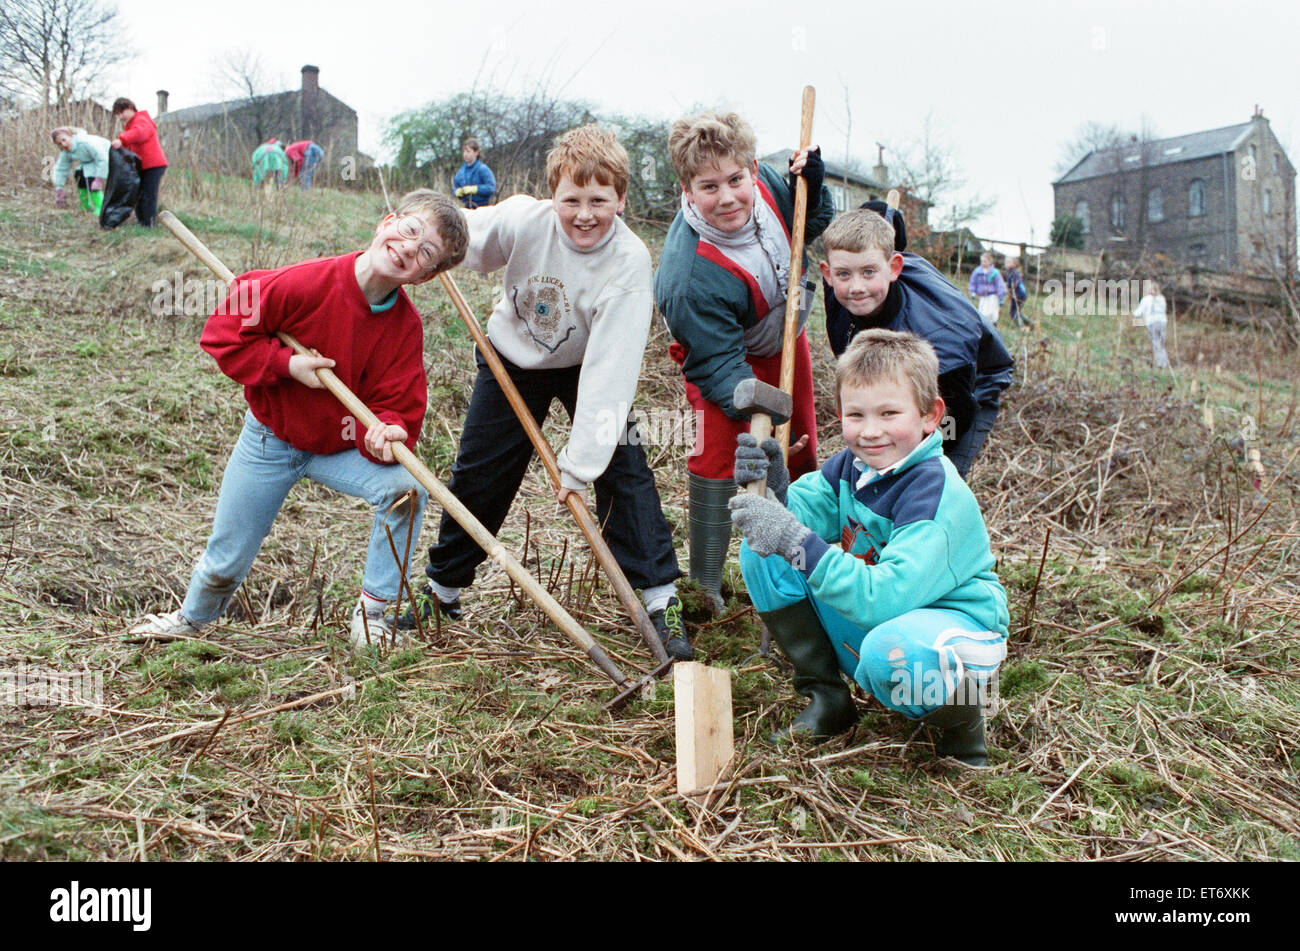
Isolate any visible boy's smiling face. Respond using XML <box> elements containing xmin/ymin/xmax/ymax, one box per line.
<box><xmin>684</xmin><ymin>158</ymin><xmax>755</xmax><ymax>233</ymax></box>
<box><xmin>366</xmin><ymin>212</ymin><xmax>445</xmax><ymax>286</ymax></box>
<box><xmin>839</xmin><ymin>375</ymin><xmax>944</xmax><ymax>471</ymax></box>
<box><xmin>553</xmin><ymin>174</ymin><xmax>625</xmax><ymax>249</ymax></box>
<box><xmin>820</xmin><ymin>248</ymin><xmax>903</xmax><ymax>318</ymax></box>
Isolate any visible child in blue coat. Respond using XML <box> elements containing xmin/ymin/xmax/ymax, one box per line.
<box><xmin>453</xmin><ymin>138</ymin><xmax>496</xmax><ymax>209</ymax></box>
<box><xmin>728</xmin><ymin>329</ymin><xmax>1009</xmax><ymax>764</ymax></box>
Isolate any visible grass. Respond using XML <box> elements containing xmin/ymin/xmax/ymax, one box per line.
<box><xmin>0</xmin><ymin>171</ymin><xmax>1297</xmax><ymax>861</ymax></box>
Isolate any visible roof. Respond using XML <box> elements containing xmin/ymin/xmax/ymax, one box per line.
<box><xmin>759</xmin><ymin>150</ymin><xmax>888</xmax><ymax>190</ymax></box>
<box><xmin>159</xmin><ymin>87</ymin><xmax>354</xmax><ymax>126</ymax></box>
<box><xmin>1054</xmin><ymin>121</ymin><xmax>1258</xmax><ymax>185</ymax></box>
<box><xmin>158</xmin><ymin>93</ymin><xmax>284</xmax><ymax>125</ymax></box>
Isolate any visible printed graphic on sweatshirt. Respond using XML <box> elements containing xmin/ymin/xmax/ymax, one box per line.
<box><xmin>511</xmin><ymin>275</ymin><xmax>576</xmax><ymax>353</ymax></box>
<box><xmin>840</xmin><ymin>517</ymin><xmax>881</xmax><ymax>565</ymax></box>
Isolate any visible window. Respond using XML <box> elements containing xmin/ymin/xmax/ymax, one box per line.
<box><xmin>1250</xmin><ymin>144</ymin><xmax>1258</xmax><ymax>164</ymax></box>
<box><xmin>1190</xmin><ymin>243</ymin><xmax>1207</xmax><ymax>260</ymax></box>
<box><xmin>1147</xmin><ymin>187</ymin><xmax>1164</xmax><ymax>223</ymax></box>
<box><xmin>1189</xmin><ymin>179</ymin><xmax>1207</xmax><ymax>217</ymax></box>
<box><xmin>828</xmin><ymin>183</ymin><xmax>847</xmax><ymax>212</ymax></box>
<box><xmin>1110</xmin><ymin>193</ymin><xmax>1126</xmax><ymax>231</ymax></box>
<box><xmin>1276</xmin><ymin>247</ymin><xmax>1286</xmax><ymax>268</ymax></box>
<box><xmin>1264</xmin><ymin>189</ymin><xmax>1272</xmax><ymax>216</ymax></box>
<box><xmin>1274</xmin><ymin>153</ymin><xmax>1281</xmax><ymax>174</ymax></box>
<box><xmin>1075</xmin><ymin>200</ymin><xmax>1089</xmax><ymax>234</ymax></box>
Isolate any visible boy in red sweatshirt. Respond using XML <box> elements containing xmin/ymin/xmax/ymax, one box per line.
<box><xmin>130</xmin><ymin>190</ymin><xmax>469</xmax><ymax>651</ymax></box>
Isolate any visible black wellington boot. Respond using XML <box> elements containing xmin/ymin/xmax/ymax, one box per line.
<box><xmin>920</xmin><ymin>678</ymin><xmax>989</xmax><ymax>766</ymax></box>
<box><xmin>761</xmin><ymin>600</ymin><xmax>857</xmax><ymax>743</ymax></box>
<box><xmin>687</xmin><ymin>473</ymin><xmax>734</xmax><ymax>614</ymax></box>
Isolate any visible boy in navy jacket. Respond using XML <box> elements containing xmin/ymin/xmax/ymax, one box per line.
<box><xmin>822</xmin><ymin>205</ymin><xmax>1013</xmax><ymax>478</ymax></box>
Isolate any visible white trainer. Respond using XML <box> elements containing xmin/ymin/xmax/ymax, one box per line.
<box><xmin>128</xmin><ymin>610</ymin><xmax>199</xmax><ymax>638</ymax></box>
<box><xmin>349</xmin><ymin>602</ymin><xmax>402</xmax><ymax>653</ymax></box>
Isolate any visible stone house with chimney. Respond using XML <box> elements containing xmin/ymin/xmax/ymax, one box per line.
<box><xmin>759</xmin><ymin>148</ymin><xmax>930</xmax><ymax>241</ymax></box>
<box><xmin>1052</xmin><ymin>108</ymin><xmax>1296</xmax><ymax>274</ymax></box>
<box><xmin>154</xmin><ymin>66</ymin><xmax>362</xmax><ymax>184</ymax></box>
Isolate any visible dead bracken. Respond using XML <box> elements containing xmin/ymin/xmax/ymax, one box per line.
<box><xmin>1</xmin><ymin>178</ymin><xmax>1298</xmax><ymax>862</ymax></box>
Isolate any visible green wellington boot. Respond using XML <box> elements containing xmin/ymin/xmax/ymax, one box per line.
<box><xmin>920</xmin><ymin>679</ymin><xmax>989</xmax><ymax>766</ymax></box>
<box><xmin>687</xmin><ymin>473</ymin><xmax>735</xmax><ymax>614</ymax></box>
<box><xmin>761</xmin><ymin>599</ymin><xmax>857</xmax><ymax>742</ymax></box>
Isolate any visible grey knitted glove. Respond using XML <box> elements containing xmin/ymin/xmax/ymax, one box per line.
<box><xmin>728</xmin><ymin>494</ymin><xmax>811</xmax><ymax>562</ymax></box>
<box><xmin>734</xmin><ymin>433</ymin><xmax>789</xmax><ymax>504</ymax></box>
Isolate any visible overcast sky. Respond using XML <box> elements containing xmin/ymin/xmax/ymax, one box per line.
<box><xmin>108</xmin><ymin>0</ymin><xmax>1298</xmax><ymax>246</ymax></box>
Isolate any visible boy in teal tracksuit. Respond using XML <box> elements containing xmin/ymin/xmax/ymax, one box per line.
<box><xmin>728</xmin><ymin>329</ymin><xmax>1009</xmax><ymax>764</ymax></box>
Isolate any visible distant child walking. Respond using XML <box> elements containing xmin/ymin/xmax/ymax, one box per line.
<box><xmin>968</xmin><ymin>252</ymin><xmax>1006</xmax><ymax>328</ymax></box>
<box><xmin>1133</xmin><ymin>280</ymin><xmax>1170</xmax><ymax>368</ymax></box>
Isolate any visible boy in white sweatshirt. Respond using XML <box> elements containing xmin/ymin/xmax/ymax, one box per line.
<box><xmin>404</xmin><ymin>126</ymin><xmax>690</xmax><ymax>659</ymax></box>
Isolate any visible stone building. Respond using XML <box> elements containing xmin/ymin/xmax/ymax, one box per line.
<box><xmin>1052</xmin><ymin>108</ymin><xmax>1296</xmax><ymax>273</ymax></box>
<box><xmin>759</xmin><ymin>149</ymin><xmax>930</xmax><ymax>241</ymax></box>
<box><xmin>155</xmin><ymin>66</ymin><xmax>361</xmax><ymax>183</ymax></box>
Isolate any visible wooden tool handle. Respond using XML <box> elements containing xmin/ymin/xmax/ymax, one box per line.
<box><xmin>437</xmin><ymin>271</ymin><xmax>670</xmax><ymax>665</ymax></box>
<box><xmin>157</xmin><ymin>211</ymin><xmax>633</xmax><ymax>689</ymax></box>
<box><xmin>775</xmin><ymin>85</ymin><xmax>816</xmax><ymax>456</ymax></box>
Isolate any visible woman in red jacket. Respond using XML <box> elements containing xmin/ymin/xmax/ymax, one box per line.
<box><xmin>110</xmin><ymin>97</ymin><xmax>168</xmax><ymax>227</ymax></box>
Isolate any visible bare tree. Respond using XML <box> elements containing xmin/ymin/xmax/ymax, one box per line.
<box><xmin>891</xmin><ymin>112</ymin><xmax>994</xmax><ymax>231</ymax></box>
<box><xmin>1055</xmin><ymin>120</ymin><xmax>1129</xmax><ymax>177</ymax></box>
<box><xmin>0</xmin><ymin>0</ymin><xmax>129</xmax><ymax>106</ymax></box>
<box><xmin>208</xmin><ymin>49</ymin><xmax>292</xmax><ymax>144</ymax></box>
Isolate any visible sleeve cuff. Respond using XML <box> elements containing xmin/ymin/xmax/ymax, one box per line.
<box><xmin>794</xmin><ymin>531</ymin><xmax>830</xmax><ymax>578</ymax></box>
<box><xmin>272</xmin><ymin>342</ymin><xmax>294</xmax><ymax>378</ymax></box>
<box><xmin>560</xmin><ymin>470</ymin><xmax>588</xmax><ymax>492</ymax></box>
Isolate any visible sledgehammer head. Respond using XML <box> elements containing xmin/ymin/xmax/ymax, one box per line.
<box><xmin>733</xmin><ymin>378</ymin><xmax>792</xmax><ymax>425</ymax></box>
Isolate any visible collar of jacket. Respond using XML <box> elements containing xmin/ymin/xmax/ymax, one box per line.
<box><xmin>853</xmin><ymin>429</ymin><xmax>944</xmax><ymax>489</ymax></box>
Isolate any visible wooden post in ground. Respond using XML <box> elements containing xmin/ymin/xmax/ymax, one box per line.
<box><xmin>674</xmin><ymin>662</ymin><xmax>734</xmax><ymax>797</ymax></box>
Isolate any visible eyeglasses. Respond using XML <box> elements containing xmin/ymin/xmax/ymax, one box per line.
<box><xmin>395</xmin><ymin>215</ymin><xmax>441</xmax><ymax>272</ymax></box>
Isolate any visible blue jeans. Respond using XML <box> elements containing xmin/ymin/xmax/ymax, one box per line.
<box><xmin>181</xmin><ymin>411</ymin><xmax>427</xmax><ymax>624</ymax></box>
<box><xmin>741</xmin><ymin>542</ymin><xmax>1006</xmax><ymax>718</ymax></box>
<box><xmin>300</xmin><ymin>145</ymin><xmax>323</xmax><ymax>188</ymax></box>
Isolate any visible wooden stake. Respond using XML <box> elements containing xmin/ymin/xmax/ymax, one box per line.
<box><xmin>674</xmin><ymin>662</ymin><xmax>734</xmax><ymax>797</ymax></box>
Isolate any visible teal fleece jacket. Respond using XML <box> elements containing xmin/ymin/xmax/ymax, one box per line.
<box><xmin>787</xmin><ymin>431</ymin><xmax>1010</xmax><ymax>635</ymax></box>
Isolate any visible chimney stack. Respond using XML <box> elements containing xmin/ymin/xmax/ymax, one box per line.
<box><xmin>872</xmin><ymin>142</ymin><xmax>888</xmax><ymax>186</ymax></box>
<box><xmin>156</xmin><ymin>89</ymin><xmax>168</xmax><ymax>116</ymax></box>
<box><xmin>301</xmin><ymin>65</ymin><xmax>320</xmax><ymax>139</ymax></box>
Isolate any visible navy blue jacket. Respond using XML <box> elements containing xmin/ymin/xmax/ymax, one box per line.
<box><xmin>824</xmin><ymin>253</ymin><xmax>1014</xmax><ymax>454</ymax></box>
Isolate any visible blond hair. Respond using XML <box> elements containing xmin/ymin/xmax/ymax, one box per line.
<box><xmin>668</xmin><ymin>112</ymin><xmax>757</xmax><ymax>188</ymax></box>
<box><xmin>545</xmin><ymin>124</ymin><xmax>629</xmax><ymax>197</ymax></box>
<box><xmin>393</xmin><ymin>189</ymin><xmax>469</xmax><ymax>274</ymax></box>
<box><xmin>822</xmin><ymin>208</ymin><xmax>897</xmax><ymax>257</ymax></box>
<box><xmin>836</xmin><ymin>329</ymin><xmax>939</xmax><ymax>415</ymax></box>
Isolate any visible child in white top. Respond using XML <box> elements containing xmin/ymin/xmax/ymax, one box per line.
<box><xmin>1133</xmin><ymin>280</ymin><xmax>1169</xmax><ymax>369</ymax></box>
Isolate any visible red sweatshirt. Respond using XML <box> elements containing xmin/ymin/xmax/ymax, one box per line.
<box><xmin>285</xmin><ymin>140</ymin><xmax>309</xmax><ymax>176</ymax></box>
<box><xmin>200</xmin><ymin>253</ymin><xmax>427</xmax><ymax>464</ymax></box>
<box><xmin>117</xmin><ymin>110</ymin><xmax>167</xmax><ymax>170</ymax></box>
